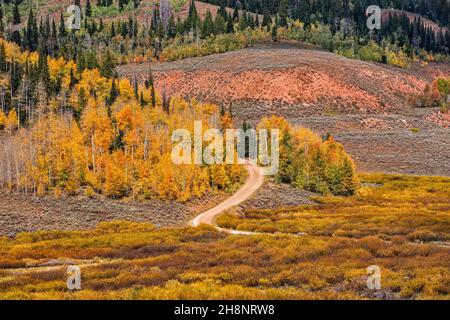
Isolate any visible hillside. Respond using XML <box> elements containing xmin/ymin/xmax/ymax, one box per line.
<box><xmin>118</xmin><ymin>42</ymin><xmax>450</xmax><ymax>118</ymax></box>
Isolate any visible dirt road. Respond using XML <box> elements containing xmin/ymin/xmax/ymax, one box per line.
<box><xmin>190</xmin><ymin>162</ymin><xmax>264</xmax><ymax>228</ymax></box>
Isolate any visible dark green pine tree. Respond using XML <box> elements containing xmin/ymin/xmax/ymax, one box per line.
<box><xmin>217</xmin><ymin>5</ymin><xmax>227</xmax><ymax>20</ymax></box>
<box><xmin>214</xmin><ymin>12</ymin><xmax>226</xmax><ymax>34</ymax></box>
<box><xmin>186</xmin><ymin>0</ymin><xmax>199</xmax><ymax>30</ymax></box>
<box><xmin>77</xmin><ymin>87</ymin><xmax>88</xmax><ymax>114</ymax></box>
<box><xmin>51</xmin><ymin>19</ymin><xmax>57</xmax><ymax>38</ymax></box>
<box><xmin>241</xmin><ymin>120</ymin><xmax>251</xmax><ymax>158</ymax></box>
<box><xmin>9</xmin><ymin>59</ymin><xmax>22</xmax><ymax>106</ymax></box>
<box><xmin>226</xmin><ymin>14</ymin><xmax>234</xmax><ymax>34</ymax></box>
<box><xmin>38</xmin><ymin>51</ymin><xmax>53</xmax><ymax>97</ymax></box>
<box><xmin>59</xmin><ymin>12</ymin><xmax>67</xmax><ymax>37</ymax></box>
<box><xmin>202</xmin><ymin>10</ymin><xmax>214</xmax><ymax>38</ymax></box>
<box><xmin>100</xmin><ymin>50</ymin><xmax>115</xmax><ymax>78</ymax></box>
<box><xmin>271</xmin><ymin>24</ymin><xmax>278</xmax><ymax>42</ymax></box>
<box><xmin>119</xmin><ymin>0</ymin><xmax>126</xmax><ymax>11</ymax></box>
<box><xmin>133</xmin><ymin>76</ymin><xmax>139</xmax><ymax>100</ymax></box>
<box><xmin>24</xmin><ymin>9</ymin><xmax>37</xmax><ymax>51</ymax></box>
<box><xmin>151</xmin><ymin>5</ymin><xmax>160</xmax><ymax>33</ymax></box>
<box><xmin>278</xmin><ymin>0</ymin><xmax>289</xmax><ymax>28</ymax></box>
<box><xmin>110</xmin><ymin>22</ymin><xmax>116</xmax><ymax>37</ymax></box>
<box><xmin>149</xmin><ymin>67</ymin><xmax>156</xmax><ymax>108</ymax></box>
<box><xmin>85</xmin><ymin>0</ymin><xmax>92</xmax><ymax>16</ymax></box>
<box><xmin>12</xmin><ymin>1</ymin><xmax>21</xmax><ymax>25</ymax></box>
<box><xmin>77</xmin><ymin>51</ymin><xmax>86</xmax><ymax>73</ymax></box>
<box><xmin>232</xmin><ymin>6</ymin><xmax>239</xmax><ymax>22</ymax></box>
<box><xmin>69</xmin><ymin>68</ymin><xmax>77</xmax><ymax>88</ymax></box>
<box><xmin>0</xmin><ymin>43</ymin><xmax>6</xmax><ymax>72</ymax></box>
<box><xmin>108</xmin><ymin>78</ymin><xmax>119</xmax><ymax>105</ymax></box>
<box><xmin>167</xmin><ymin>14</ymin><xmax>176</xmax><ymax>38</ymax></box>
<box><xmin>121</xmin><ymin>20</ymin><xmax>128</xmax><ymax>37</ymax></box>
<box><xmin>162</xmin><ymin>85</ymin><xmax>170</xmax><ymax>114</ymax></box>
<box><xmin>139</xmin><ymin>91</ymin><xmax>147</xmax><ymax>107</ymax></box>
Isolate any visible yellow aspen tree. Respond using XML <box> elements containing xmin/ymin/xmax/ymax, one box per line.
<box><xmin>0</xmin><ymin>110</ymin><xmax>6</xmax><ymax>129</ymax></box>
<box><xmin>5</xmin><ymin>110</ymin><xmax>18</xmax><ymax>133</ymax></box>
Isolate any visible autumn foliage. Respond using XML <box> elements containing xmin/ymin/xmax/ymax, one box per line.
<box><xmin>258</xmin><ymin>116</ymin><xmax>359</xmax><ymax>196</ymax></box>
<box><xmin>0</xmin><ymin>38</ymin><xmax>243</xmax><ymax>201</ymax></box>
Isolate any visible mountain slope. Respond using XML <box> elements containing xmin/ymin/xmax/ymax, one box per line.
<box><xmin>118</xmin><ymin>42</ymin><xmax>450</xmax><ymax>119</ymax></box>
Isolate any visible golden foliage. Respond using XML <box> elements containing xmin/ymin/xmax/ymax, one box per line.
<box><xmin>0</xmin><ymin>218</ymin><xmax>448</xmax><ymax>300</ymax></box>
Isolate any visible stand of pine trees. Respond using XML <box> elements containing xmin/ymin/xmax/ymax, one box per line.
<box><xmin>0</xmin><ymin>0</ymin><xmax>447</xmax><ymax>68</ymax></box>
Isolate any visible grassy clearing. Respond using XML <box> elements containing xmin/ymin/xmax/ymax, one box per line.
<box><xmin>217</xmin><ymin>174</ymin><xmax>450</xmax><ymax>243</ymax></box>
<box><xmin>0</xmin><ymin>174</ymin><xmax>448</xmax><ymax>300</ymax></box>
<box><xmin>0</xmin><ymin>215</ymin><xmax>449</xmax><ymax>299</ymax></box>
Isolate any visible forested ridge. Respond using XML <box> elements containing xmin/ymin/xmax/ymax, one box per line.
<box><xmin>0</xmin><ymin>0</ymin><xmax>448</xmax><ymax>69</ymax></box>
<box><xmin>0</xmin><ymin>0</ymin><xmax>447</xmax><ymax>126</ymax></box>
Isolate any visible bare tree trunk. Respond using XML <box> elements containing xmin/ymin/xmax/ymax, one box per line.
<box><xmin>91</xmin><ymin>132</ymin><xmax>96</xmax><ymax>173</ymax></box>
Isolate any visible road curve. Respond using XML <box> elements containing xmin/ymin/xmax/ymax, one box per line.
<box><xmin>190</xmin><ymin>161</ymin><xmax>264</xmax><ymax>228</ymax></box>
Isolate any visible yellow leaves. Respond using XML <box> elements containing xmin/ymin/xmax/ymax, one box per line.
<box><xmin>116</xmin><ymin>105</ymin><xmax>133</xmax><ymax>131</ymax></box>
<box><xmin>1</xmin><ymin>61</ymin><xmax>241</xmax><ymax>201</ymax></box>
<box><xmin>48</xmin><ymin>57</ymin><xmax>77</xmax><ymax>90</ymax></box>
<box><xmin>209</xmin><ymin>164</ymin><xmax>230</xmax><ymax>190</ymax></box>
<box><xmin>0</xmin><ymin>38</ymin><xmax>30</xmax><ymax>63</ymax></box>
<box><xmin>0</xmin><ymin>110</ymin><xmax>6</xmax><ymax>129</ymax></box>
<box><xmin>118</xmin><ymin>79</ymin><xmax>134</xmax><ymax>99</ymax></box>
<box><xmin>81</xmin><ymin>98</ymin><xmax>113</xmax><ymax>152</ymax></box>
<box><xmin>292</xmin><ymin>127</ymin><xmax>321</xmax><ymax>151</ymax></box>
<box><xmin>48</xmin><ymin>57</ymin><xmax>67</xmax><ymax>81</ymax></box>
<box><xmin>5</xmin><ymin>109</ymin><xmax>18</xmax><ymax>133</ymax></box>
<box><xmin>201</xmin><ymin>102</ymin><xmax>218</xmax><ymax>117</ymax></box>
<box><xmin>78</xmin><ymin>69</ymin><xmax>109</xmax><ymax>100</ymax></box>
<box><xmin>257</xmin><ymin>115</ymin><xmax>291</xmax><ymax>137</ymax></box>
<box><xmin>220</xmin><ymin>112</ymin><xmax>234</xmax><ymax>130</ymax></box>
<box><xmin>116</xmin><ymin>104</ymin><xmax>143</xmax><ymax>131</ymax></box>
<box><xmin>256</xmin><ymin>116</ymin><xmax>359</xmax><ymax>196</ymax></box>
<box><xmin>387</xmin><ymin>50</ymin><xmax>410</xmax><ymax>68</ymax></box>
<box><xmin>104</xmin><ymin>152</ymin><xmax>129</xmax><ymax>198</ymax></box>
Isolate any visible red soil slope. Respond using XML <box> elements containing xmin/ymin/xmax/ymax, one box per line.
<box><xmin>118</xmin><ymin>43</ymin><xmax>450</xmax><ymax>119</ymax></box>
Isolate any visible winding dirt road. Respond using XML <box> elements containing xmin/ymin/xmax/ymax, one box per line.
<box><xmin>190</xmin><ymin>162</ymin><xmax>264</xmax><ymax>229</ymax></box>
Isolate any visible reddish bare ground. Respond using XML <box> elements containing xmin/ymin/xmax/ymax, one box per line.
<box><xmin>119</xmin><ymin>42</ymin><xmax>450</xmax><ymax>119</ymax></box>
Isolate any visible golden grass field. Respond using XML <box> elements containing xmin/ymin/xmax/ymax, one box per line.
<box><xmin>0</xmin><ymin>174</ymin><xmax>448</xmax><ymax>300</ymax></box>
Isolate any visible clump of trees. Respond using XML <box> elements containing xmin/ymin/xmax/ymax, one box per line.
<box><xmin>409</xmin><ymin>77</ymin><xmax>450</xmax><ymax>112</ymax></box>
<box><xmin>257</xmin><ymin>116</ymin><xmax>359</xmax><ymax>196</ymax></box>
<box><xmin>0</xmin><ymin>37</ymin><xmax>243</xmax><ymax>201</ymax></box>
